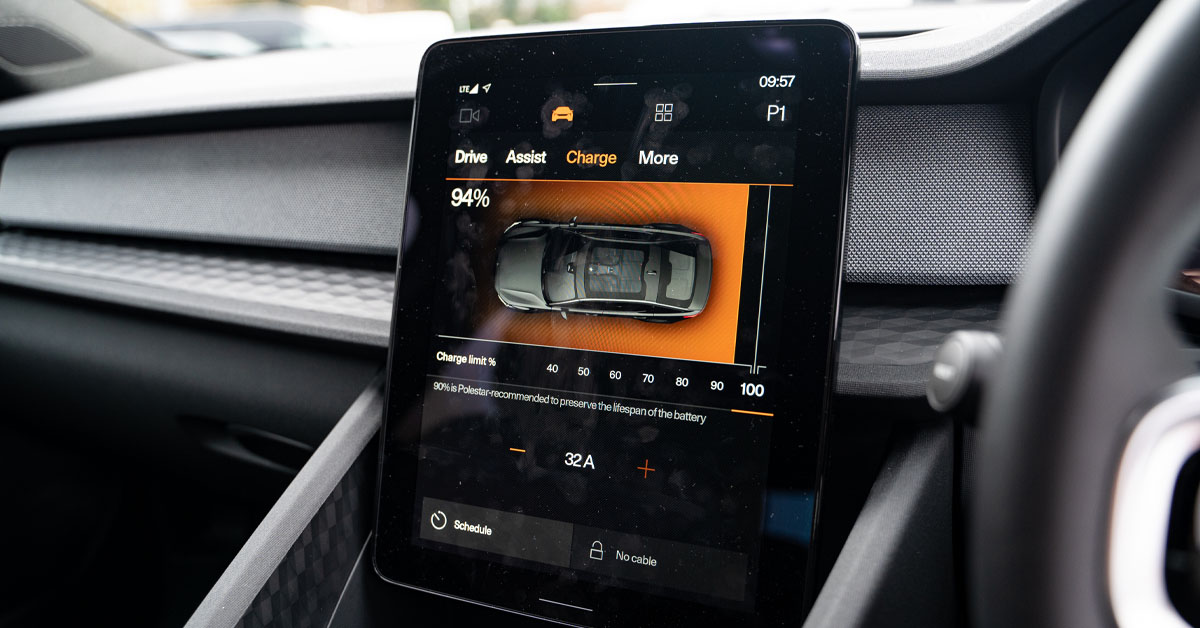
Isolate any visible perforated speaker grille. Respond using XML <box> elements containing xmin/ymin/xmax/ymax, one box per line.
<box><xmin>0</xmin><ymin>107</ymin><xmax>1036</xmax><ymax>284</ymax></box>
<box><xmin>0</xmin><ymin>123</ymin><xmax>409</xmax><ymax>254</ymax></box>
<box><xmin>0</xmin><ymin>22</ymin><xmax>85</xmax><ymax>68</ymax></box>
<box><xmin>846</xmin><ymin>104</ymin><xmax>1037</xmax><ymax>285</ymax></box>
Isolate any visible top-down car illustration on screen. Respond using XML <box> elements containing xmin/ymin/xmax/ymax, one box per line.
<box><xmin>494</xmin><ymin>219</ymin><xmax>712</xmax><ymax>322</ymax></box>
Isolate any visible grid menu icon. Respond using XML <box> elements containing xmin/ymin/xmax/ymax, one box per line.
<box><xmin>654</xmin><ymin>103</ymin><xmax>673</xmax><ymax>122</ymax></box>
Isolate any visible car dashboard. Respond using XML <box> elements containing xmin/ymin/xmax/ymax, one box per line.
<box><xmin>0</xmin><ymin>0</ymin><xmax>1160</xmax><ymax>626</ymax></box>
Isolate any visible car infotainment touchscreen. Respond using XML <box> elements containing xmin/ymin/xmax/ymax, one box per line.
<box><xmin>374</xmin><ymin>21</ymin><xmax>857</xmax><ymax>627</ymax></box>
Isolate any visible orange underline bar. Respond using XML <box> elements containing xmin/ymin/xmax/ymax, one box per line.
<box><xmin>731</xmin><ymin>409</ymin><xmax>775</xmax><ymax>417</ymax></box>
<box><xmin>445</xmin><ymin>177</ymin><xmax>793</xmax><ymax>187</ymax></box>
<box><xmin>509</xmin><ymin>447</ymin><xmax>526</xmax><ymax>453</ymax></box>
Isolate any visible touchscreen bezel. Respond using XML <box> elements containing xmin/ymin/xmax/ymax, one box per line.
<box><xmin>375</xmin><ymin>21</ymin><xmax>857</xmax><ymax>627</ymax></box>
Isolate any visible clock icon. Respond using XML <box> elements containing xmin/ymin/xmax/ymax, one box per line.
<box><xmin>430</xmin><ymin>510</ymin><xmax>448</xmax><ymax>530</ymax></box>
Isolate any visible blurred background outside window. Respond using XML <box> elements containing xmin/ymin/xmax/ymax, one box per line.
<box><xmin>86</xmin><ymin>0</ymin><xmax>1029</xmax><ymax>59</ymax></box>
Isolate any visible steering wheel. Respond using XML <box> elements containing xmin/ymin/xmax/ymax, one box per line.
<box><xmin>972</xmin><ymin>0</ymin><xmax>1200</xmax><ymax>626</ymax></box>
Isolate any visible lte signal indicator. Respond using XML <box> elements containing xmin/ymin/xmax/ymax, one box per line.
<box><xmin>458</xmin><ymin>83</ymin><xmax>492</xmax><ymax>94</ymax></box>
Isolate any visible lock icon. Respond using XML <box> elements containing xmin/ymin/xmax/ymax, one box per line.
<box><xmin>589</xmin><ymin>540</ymin><xmax>604</xmax><ymax>561</ymax></box>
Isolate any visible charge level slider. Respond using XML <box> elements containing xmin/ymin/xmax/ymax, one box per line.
<box><xmin>731</xmin><ymin>409</ymin><xmax>774</xmax><ymax>417</ymax></box>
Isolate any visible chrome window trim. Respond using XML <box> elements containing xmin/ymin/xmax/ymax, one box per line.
<box><xmin>551</xmin><ymin>296</ymin><xmax>688</xmax><ymax>312</ymax></box>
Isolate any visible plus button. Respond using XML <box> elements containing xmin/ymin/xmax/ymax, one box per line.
<box><xmin>637</xmin><ymin>459</ymin><xmax>655</xmax><ymax>478</ymax></box>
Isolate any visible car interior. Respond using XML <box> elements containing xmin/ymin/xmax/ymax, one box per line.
<box><xmin>1</xmin><ymin>0</ymin><xmax>1199</xmax><ymax>626</ymax></box>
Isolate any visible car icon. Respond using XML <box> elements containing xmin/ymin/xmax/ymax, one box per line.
<box><xmin>550</xmin><ymin>106</ymin><xmax>574</xmax><ymax>122</ymax></box>
<box><xmin>494</xmin><ymin>220</ymin><xmax>712</xmax><ymax>322</ymax></box>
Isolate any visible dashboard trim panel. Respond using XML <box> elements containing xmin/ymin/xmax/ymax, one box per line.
<box><xmin>0</xmin><ymin>230</ymin><xmax>394</xmax><ymax>346</ymax></box>
<box><xmin>0</xmin><ymin>230</ymin><xmax>999</xmax><ymax>395</ymax></box>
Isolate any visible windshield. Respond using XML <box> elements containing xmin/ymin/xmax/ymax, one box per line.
<box><xmin>87</xmin><ymin>0</ymin><xmax>1030</xmax><ymax>59</ymax></box>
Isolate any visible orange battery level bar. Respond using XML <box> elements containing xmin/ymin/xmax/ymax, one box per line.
<box><xmin>731</xmin><ymin>409</ymin><xmax>774</xmax><ymax>417</ymax></box>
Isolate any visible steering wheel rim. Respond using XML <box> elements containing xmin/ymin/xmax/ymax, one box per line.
<box><xmin>972</xmin><ymin>0</ymin><xmax>1200</xmax><ymax>627</ymax></box>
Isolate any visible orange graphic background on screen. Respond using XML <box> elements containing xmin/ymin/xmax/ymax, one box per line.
<box><xmin>466</xmin><ymin>180</ymin><xmax>749</xmax><ymax>364</ymax></box>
